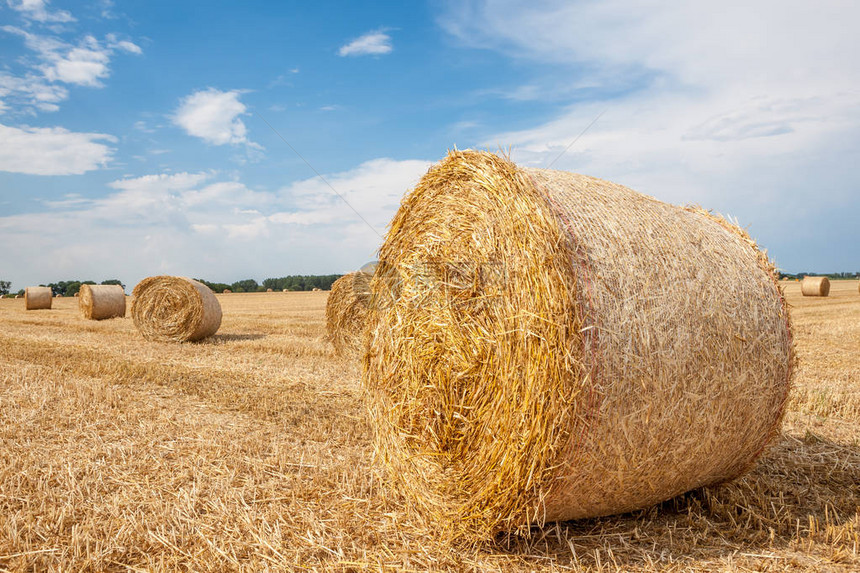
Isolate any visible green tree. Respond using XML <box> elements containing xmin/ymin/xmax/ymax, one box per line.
<box><xmin>101</xmin><ymin>279</ymin><xmax>125</xmax><ymax>291</ymax></box>
<box><xmin>0</xmin><ymin>280</ymin><xmax>10</xmax><ymax>296</ymax></box>
<box><xmin>231</xmin><ymin>279</ymin><xmax>259</xmax><ymax>293</ymax></box>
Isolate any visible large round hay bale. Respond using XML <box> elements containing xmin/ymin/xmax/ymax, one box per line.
<box><xmin>131</xmin><ymin>276</ymin><xmax>222</xmax><ymax>342</ymax></box>
<box><xmin>326</xmin><ymin>272</ymin><xmax>372</xmax><ymax>356</ymax></box>
<box><xmin>24</xmin><ymin>286</ymin><xmax>52</xmax><ymax>310</ymax></box>
<box><xmin>800</xmin><ymin>276</ymin><xmax>830</xmax><ymax>296</ymax></box>
<box><xmin>363</xmin><ymin>151</ymin><xmax>794</xmax><ymax>538</ymax></box>
<box><xmin>79</xmin><ymin>284</ymin><xmax>126</xmax><ymax>320</ymax></box>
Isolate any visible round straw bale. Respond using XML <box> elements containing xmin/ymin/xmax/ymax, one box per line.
<box><xmin>266</xmin><ymin>288</ymin><xmax>273</xmax><ymax>292</ymax></box>
<box><xmin>131</xmin><ymin>276</ymin><xmax>222</xmax><ymax>342</ymax></box>
<box><xmin>24</xmin><ymin>286</ymin><xmax>52</xmax><ymax>310</ymax></box>
<box><xmin>79</xmin><ymin>284</ymin><xmax>126</xmax><ymax>320</ymax></box>
<box><xmin>222</xmin><ymin>289</ymin><xmax>232</xmax><ymax>294</ymax></box>
<box><xmin>326</xmin><ymin>271</ymin><xmax>372</xmax><ymax>356</ymax></box>
<box><xmin>55</xmin><ymin>293</ymin><xmax>63</xmax><ymax>298</ymax></box>
<box><xmin>800</xmin><ymin>276</ymin><xmax>830</xmax><ymax>296</ymax></box>
<box><xmin>363</xmin><ymin>150</ymin><xmax>794</xmax><ymax>538</ymax></box>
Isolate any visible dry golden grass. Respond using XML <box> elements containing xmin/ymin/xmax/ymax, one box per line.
<box><xmin>0</xmin><ymin>286</ymin><xmax>858</xmax><ymax>571</ymax></box>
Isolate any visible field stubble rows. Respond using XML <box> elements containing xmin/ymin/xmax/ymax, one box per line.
<box><xmin>0</xmin><ymin>284</ymin><xmax>858</xmax><ymax>571</ymax></box>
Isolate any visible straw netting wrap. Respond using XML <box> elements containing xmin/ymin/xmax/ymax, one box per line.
<box><xmin>24</xmin><ymin>287</ymin><xmax>52</xmax><ymax>310</ymax></box>
<box><xmin>79</xmin><ymin>284</ymin><xmax>126</xmax><ymax>320</ymax></box>
<box><xmin>131</xmin><ymin>276</ymin><xmax>222</xmax><ymax>342</ymax></box>
<box><xmin>363</xmin><ymin>150</ymin><xmax>794</xmax><ymax>539</ymax></box>
<box><xmin>326</xmin><ymin>272</ymin><xmax>372</xmax><ymax>356</ymax></box>
<box><xmin>801</xmin><ymin>276</ymin><xmax>830</xmax><ymax>297</ymax></box>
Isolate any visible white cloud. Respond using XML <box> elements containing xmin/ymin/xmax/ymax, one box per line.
<box><xmin>439</xmin><ymin>0</ymin><xmax>860</xmax><ymax>271</ymax></box>
<box><xmin>173</xmin><ymin>88</ymin><xmax>258</xmax><ymax>148</ymax></box>
<box><xmin>0</xmin><ymin>26</ymin><xmax>141</xmax><ymax>112</ymax></box>
<box><xmin>0</xmin><ymin>123</ymin><xmax>115</xmax><ymax>175</ymax></box>
<box><xmin>338</xmin><ymin>30</ymin><xmax>393</xmax><ymax>57</ymax></box>
<box><xmin>0</xmin><ymin>71</ymin><xmax>68</xmax><ymax>112</ymax></box>
<box><xmin>6</xmin><ymin>0</ymin><xmax>75</xmax><ymax>23</ymax></box>
<box><xmin>42</xmin><ymin>42</ymin><xmax>111</xmax><ymax>86</ymax></box>
<box><xmin>0</xmin><ymin>158</ymin><xmax>431</xmax><ymax>288</ymax></box>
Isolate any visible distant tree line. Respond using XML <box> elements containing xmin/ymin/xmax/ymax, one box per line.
<box><xmin>779</xmin><ymin>272</ymin><xmax>860</xmax><ymax>280</ymax></box>
<box><xmin>195</xmin><ymin>275</ymin><xmax>342</xmax><ymax>293</ymax></box>
<box><xmin>0</xmin><ymin>279</ymin><xmax>125</xmax><ymax>298</ymax></box>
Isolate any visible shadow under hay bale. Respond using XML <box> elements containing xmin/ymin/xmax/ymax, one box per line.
<box><xmin>79</xmin><ymin>284</ymin><xmax>126</xmax><ymax>320</ymax></box>
<box><xmin>24</xmin><ymin>286</ymin><xmax>52</xmax><ymax>310</ymax></box>
<box><xmin>131</xmin><ymin>276</ymin><xmax>222</xmax><ymax>342</ymax></box>
<box><xmin>363</xmin><ymin>150</ymin><xmax>794</xmax><ymax>540</ymax></box>
<box><xmin>326</xmin><ymin>271</ymin><xmax>372</xmax><ymax>356</ymax></box>
<box><xmin>801</xmin><ymin>276</ymin><xmax>830</xmax><ymax>297</ymax></box>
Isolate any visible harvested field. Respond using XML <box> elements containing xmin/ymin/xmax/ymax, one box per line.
<box><xmin>0</xmin><ymin>284</ymin><xmax>858</xmax><ymax>572</ymax></box>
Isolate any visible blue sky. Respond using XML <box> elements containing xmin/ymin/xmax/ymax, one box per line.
<box><xmin>1</xmin><ymin>0</ymin><xmax>858</xmax><ymax>289</ymax></box>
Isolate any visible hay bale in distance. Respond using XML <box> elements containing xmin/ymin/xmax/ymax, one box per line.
<box><xmin>363</xmin><ymin>150</ymin><xmax>794</xmax><ymax>539</ymax></box>
<box><xmin>222</xmin><ymin>289</ymin><xmax>232</xmax><ymax>294</ymax></box>
<box><xmin>266</xmin><ymin>288</ymin><xmax>273</xmax><ymax>292</ymax></box>
<box><xmin>131</xmin><ymin>276</ymin><xmax>222</xmax><ymax>342</ymax></box>
<box><xmin>79</xmin><ymin>284</ymin><xmax>126</xmax><ymax>320</ymax></box>
<box><xmin>55</xmin><ymin>293</ymin><xmax>63</xmax><ymax>298</ymax></box>
<box><xmin>326</xmin><ymin>272</ymin><xmax>372</xmax><ymax>356</ymax></box>
<box><xmin>801</xmin><ymin>276</ymin><xmax>830</xmax><ymax>297</ymax></box>
<box><xmin>312</xmin><ymin>287</ymin><xmax>321</xmax><ymax>292</ymax></box>
<box><xmin>24</xmin><ymin>287</ymin><xmax>52</xmax><ymax>310</ymax></box>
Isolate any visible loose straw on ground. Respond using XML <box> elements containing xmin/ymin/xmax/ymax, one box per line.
<box><xmin>326</xmin><ymin>271</ymin><xmax>372</xmax><ymax>357</ymax></box>
<box><xmin>79</xmin><ymin>284</ymin><xmax>126</xmax><ymax>320</ymax></box>
<box><xmin>801</xmin><ymin>276</ymin><xmax>830</xmax><ymax>297</ymax></box>
<box><xmin>24</xmin><ymin>287</ymin><xmax>52</xmax><ymax>310</ymax></box>
<box><xmin>363</xmin><ymin>150</ymin><xmax>795</xmax><ymax>540</ymax></box>
<box><xmin>131</xmin><ymin>276</ymin><xmax>222</xmax><ymax>342</ymax></box>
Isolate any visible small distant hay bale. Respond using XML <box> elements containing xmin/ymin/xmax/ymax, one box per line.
<box><xmin>266</xmin><ymin>288</ymin><xmax>273</xmax><ymax>292</ymax></box>
<box><xmin>801</xmin><ymin>276</ymin><xmax>830</xmax><ymax>296</ymax></box>
<box><xmin>282</xmin><ymin>289</ymin><xmax>289</xmax><ymax>292</ymax></box>
<box><xmin>131</xmin><ymin>276</ymin><xmax>222</xmax><ymax>342</ymax></box>
<box><xmin>79</xmin><ymin>284</ymin><xmax>126</xmax><ymax>320</ymax></box>
<box><xmin>364</xmin><ymin>150</ymin><xmax>794</xmax><ymax>539</ymax></box>
<box><xmin>326</xmin><ymin>272</ymin><xmax>372</xmax><ymax>356</ymax></box>
<box><xmin>74</xmin><ymin>292</ymin><xmax>80</xmax><ymax>297</ymax></box>
<box><xmin>312</xmin><ymin>287</ymin><xmax>321</xmax><ymax>292</ymax></box>
<box><xmin>55</xmin><ymin>293</ymin><xmax>63</xmax><ymax>298</ymax></box>
<box><xmin>222</xmin><ymin>289</ymin><xmax>232</xmax><ymax>294</ymax></box>
<box><xmin>14</xmin><ymin>294</ymin><xmax>21</xmax><ymax>299</ymax></box>
<box><xmin>24</xmin><ymin>286</ymin><xmax>52</xmax><ymax>310</ymax></box>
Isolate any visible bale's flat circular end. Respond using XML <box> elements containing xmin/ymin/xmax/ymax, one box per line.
<box><xmin>79</xmin><ymin>284</ymin><xmax>126</xmax><ymax>320</ymax></box>
<box><xmin>131</xmin><ymin>276</ymin><xmax>222</xmax><ymax>342</ymax></box>
<box><xmin>364</xmin><ymin>151</ymin><xmax>585</xmax><ymax>538</ymax></box>
<box><xmin>326</xmin><ymin>271</ymin><xmax>372</xmax><ymax>356</ymax></box>
<box><xmin>363</xmin><ymin>150</ymin><xmax>793</xmax><ymax>539</ymax></box>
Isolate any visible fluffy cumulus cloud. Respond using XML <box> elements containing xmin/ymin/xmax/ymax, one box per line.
<box><xmin>338</xmin><ymin>30</ymin><xmax>393</xmax><ymax>57</ymax></box>
<box><xmin>438</xmin><ymin>0</ymin><xmax>860</xmax><ymax>271</ymax></box>
<box><xmin>6</xmin><ymin>0</ymin><xmax>74</xmax><ymax>23</ymax></box>
<box><xmin>173</xmin><ymin>88</ymin><xmax>258</xmax><ymax>148</ymax></box>
<box><xmin>0</xmin><ymin>158</ymin><xmax>431</xmax><ymax>287</ymax></box>
<box><xmin>0</xmin><ymin>123</ymin><xmax>115</xmax><ymax>174</ymax></box>
<box><xmin>0</xmin><ymin>24</ymin><xmax>141</xmax><ymax>112</ymax></box>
